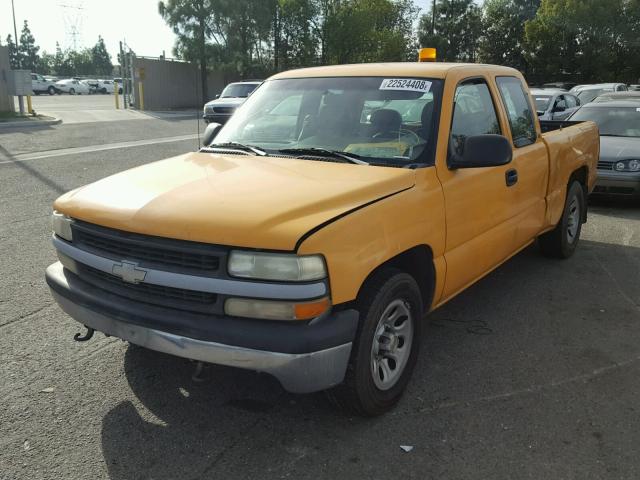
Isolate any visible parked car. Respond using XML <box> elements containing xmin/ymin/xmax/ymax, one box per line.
<box><xmin>628</xmin><ymin>84</ymin><xmax>640</xmax><ymax>91</ymax></box>
<box><xmin>96</xmin><ymin>80</ymin><xmax>116</xmax><ymax>94</ymax></box>
<box><xmin>542</xmin><ymin>81</ymin><xmax>577</xmax><ymax>91</ymax></box>
<box><xmin>592</xmin><ymin>91</ymin><xmax>640</xmax><ymax>103</ymax></box>
<box><xmin>568</xmin><ymin>100</ymin><xmax>640</xmax><ymax>197</ymax></box>
<box><xmin>31</xmin><ymin>73</ymin><xmax>58</xmax><ymax>95</ymax></box>
<box><xmin>46</xmin><ymin>62</ymin><xmax>599</xmax><ymax>416</ymax></box>
<box><xmin>203</xmin><ymin>80</ymin><xmax>262</xmax><ymax>124</ymax></box>
<box><xmin>530</xmin><ymin>88</ymin><xmax>580</xmax><ymax>120</ymax></box>
<box><xmin>81</xmin><ymin>79</ymin><xmax>99</xmax><ymax>94</ymax></box>
<box><xmin>570</xmin><ymin>83</ymin><xmax>628</xmax><ymax>104</ymax></box>
<box><xmin>54</xmin><ymin>79</ymin><xmax>90</xmax><ymax>95</ymax></box>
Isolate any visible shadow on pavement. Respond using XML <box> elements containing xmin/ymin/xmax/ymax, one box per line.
<box><xmin>0</xmin><ymin>143</ymin><xmax>67</xmax><ymax>194</ymax></box>
<box><xmin>99</xmin><ymin>240</ymin><xmax>640</xmax><ymax>479</ymax></box>
<box><xmin>589</xmin><ymin>195</ymin><xmax>640</xmax><ymax>220</ymax></box>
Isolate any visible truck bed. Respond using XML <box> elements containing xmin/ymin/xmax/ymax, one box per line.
<box><xmin>539</xmin><ymin>120</ymin><xmax>587</xmax><ymax>134</ymax></box>
<box><xmin>540</xmin><ymin>119</ymin><xmax>600</xmax><ymax>228</ymax></box>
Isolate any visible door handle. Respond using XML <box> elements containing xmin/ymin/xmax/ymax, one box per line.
<box><xmin>505</xmin><ymin>168</ymin><xmax>518</xmax><ymax>187</ymax></box>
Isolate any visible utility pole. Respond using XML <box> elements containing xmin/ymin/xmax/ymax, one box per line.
<box><xmin>11</xmin><ymin>0</ymin><xmax>20</xmax><ymax>67</ymax></box>
<box><xmin>119</xmin><ymin>41</ymin><xmax>127</xmax><ymax>109</ymax></box>
<box><xmin>432</xmin><ymin>0</ymin><xmax>436</xmax><ymax>36</ymax></box>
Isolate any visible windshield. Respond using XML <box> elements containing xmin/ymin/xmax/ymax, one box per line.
<box><xmin>533</xmin><ymin>95</ymin><xmax>552</xmax><ymax>112</ymax></box>
<box><xmin>220</xmin><ymin>83</ymin><xmax>259</xmax><ymax>98</ymax></box>
<box><xmin>570</xmin><ymin>106</ymin><xmax>640</xmax><ymax>137</ymax></box>
<box><xmin>577</xmin><ymin>88</ymin><xmax>610</xmax><ymax>104</ymax></box>
<box><xmin>213</xmin><ymin>77</ymin><xmax>443</xmax><ymax>166</ymax></box>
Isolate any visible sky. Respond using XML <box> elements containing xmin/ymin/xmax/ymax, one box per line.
<box><xmin>0</xmin><ymin>0</ymin><xmax>436</xmax><ymax>65</ymax></box>
<box><xmin>0</xmin><ymin>0</ymin><xmax>178</xmax><ymax>63</ymax></box>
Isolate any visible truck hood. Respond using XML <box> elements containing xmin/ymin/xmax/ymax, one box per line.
<box><xmin>599</xmin><ymin>135</ymin><xmax>640</xmax><ymax>162</ymax></box>
<box><xmin>204</xmin><ymin>97</ymin><xmax>246</xmax><ymax>108</ymax></box>
<box><xmin>54</xmin><ymin>152</ymin><xmax>415</xmax><ymax>250</ymax></box>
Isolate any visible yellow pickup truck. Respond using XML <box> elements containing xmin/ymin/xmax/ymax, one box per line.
<box><xmin>46</xmin><ymin>63</ymin><xmax>599</xmax><ymax>416</ymax></box>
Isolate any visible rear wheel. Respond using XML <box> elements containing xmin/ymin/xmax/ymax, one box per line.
<box><xmin>69</xmin><ymin>88</ymin><xmax>75</xmax><ymax>95</ymax></box>
<box><xmin>48</xmin><ymin>86</ymin><xmax>55</xmax><ymax>95</ymax></box>
<box><xmin>539</xmin><ymin>180</ymin><xmax>585</xmax><ymax>258</ymax></box>
<box><xmin>326</xmin><ymin>268</ymin><xmax>423</xmax><ymax>416</ymax></box>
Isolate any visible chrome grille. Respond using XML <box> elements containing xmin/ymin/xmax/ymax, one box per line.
<box><xmin>597</xmin><ymin>160</ymin><xmax>614</xmax><ymax>170</ymax></box>
<box><xmin>72</xmin><ymin>221</ymin><xmax>224</xmax><ymax>276</ymax></box>
<box><xmin>79</xmin><ymin>264</ymin><xmax>219</xmax><ymax>314</ymax></box>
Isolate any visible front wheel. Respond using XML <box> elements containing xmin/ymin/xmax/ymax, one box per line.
<box><xmin>69</xmin><ymin>88</ymin><xmax>75</xmax><ymax>95</ymax></box>
<box><xmin>538</xmin><ymin>181</ymin><xmax>585</xmax><ymax>258</ymax></box>
<box><xmin>326</xmin><ymin>268</ymin><xmax>423</xmax><ymax>416</ymax></box>
<box><xmin>48</xmin><ymin>86</ymin><xmax>55</xmax><ymax>95</ymax></box>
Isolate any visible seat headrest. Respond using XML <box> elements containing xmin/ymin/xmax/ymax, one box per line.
<box><xmin>370</xmin><ymin>108</ymin><xmax>402</xmax><ymax>131</ymax></box>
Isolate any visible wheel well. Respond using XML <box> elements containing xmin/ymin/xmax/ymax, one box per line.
<box><xmin>359</xmin><ymin>245</ymin><xmax>435</xmax><ymax>315</ymax></box>
<box><xmin>568</xmin><ymin>166</ymin><xmax>588</xmax><ymax>222</ymax></box>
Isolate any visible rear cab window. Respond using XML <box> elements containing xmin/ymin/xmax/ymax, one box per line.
<box><xmin>496</xmin><ymin>76</ymin><xmax>537</xmax><ymax>147</ymax></box>
<box><xmin>449</xmin><ymin>78</ymin><xmax>501</xmax><ymax>162</ymax></box>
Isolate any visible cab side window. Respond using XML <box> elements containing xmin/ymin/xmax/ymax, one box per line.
<box><xmin>496</xmin><ymin>76</ymin><xmax>537</xmax><ymax>147</ymax></box>
<box><xmin>449</xmin><ymin>79</ymin><xmax>501</xmax><ymax>160</ymax></box>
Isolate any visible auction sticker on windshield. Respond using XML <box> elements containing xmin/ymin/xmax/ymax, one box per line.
<box><xmin>380</xmin><ymin>79</ymin><xmax>432</xmax><ymax>93</ymax></box>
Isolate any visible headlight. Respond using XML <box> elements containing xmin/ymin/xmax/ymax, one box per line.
<box><xmin>225</xmin><ymin>297</ymin><xmax>330</xmax><ymax>321</ymax></box>
<box><xmin>51</xmin><ymin>211</ymin><xmax>73</xmax><ymax>241</ymax></box>
<box><xmin>614</xmin><ymin>160</ymin><xmax>640</xmax><ymax>172</ymax></box>
<box><xmin>228</xmin><ymin>251</ymin><xmax>326</xmax><ymax>282</ymax></box>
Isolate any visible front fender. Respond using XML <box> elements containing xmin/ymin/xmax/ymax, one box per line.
<box><xmin>296</xmin><ymin>168</ymin><xmax>446</xmax><ymax>305</ymax></box>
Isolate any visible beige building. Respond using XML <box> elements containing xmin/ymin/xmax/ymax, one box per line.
<box><xmin>0</xmin><ymin>45</ymin><xmax>14</xmax><ymax>112</ymax></box>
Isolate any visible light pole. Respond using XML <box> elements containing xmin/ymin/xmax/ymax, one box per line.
<box><xmin>432</xmin><ymin>0</ymin><xmax>436</xmax><ymax>36</ymax></box>
<box><xmin>11</xmin><ymin>0</ymin><xmax>20</xmax><ymax>67</ymax></box>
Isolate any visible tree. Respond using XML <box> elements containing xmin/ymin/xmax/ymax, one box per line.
<box><xmin>324</xmin><ymin>0</ymin><xmax>418</xmax><ymax>64</ymax></box>
<box><xmin>159</xmin><ymin>0</ymin><xmax>213</xmax><ymax>103</ymax></box>
<box><xmin>274</xmin><ymin>0</ymin><xmax>319</xmax><ymax>70</ymax></box>
<box><xmin>524</xmin><ymin>0</ymin><xmax>640</xmax><ymax>83</ymax></box>
<box><xmin>418</xmin><ymin>0</ymin><xmax>482</xmax><ymax>62</ymax></box>
<box><xmin>91</xmin><ymin>36</ymin><xmax>113</xmax><ymax>76</ymax></box>
<box><xmin>5</xmin><ymin>34</ymin><xmax>20</xmax><ymax>69</ymax></box>
<box><xmin>19</xmin><ymin>20</ymin><xmax>40</xmax><ymax>72</ymax></box>
<box><xmin>477</xmin><ymin>0</ymin><xmax>540</xmax><ymax>74</ymax></box>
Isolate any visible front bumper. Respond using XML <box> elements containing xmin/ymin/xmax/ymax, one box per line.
<box><xmin>46</xmin><ymin>262</ymin><xmax>358</xmax><ymax>393</ymax></box>
<box><xmin>593</xmin><ymin>170</ymin><xmax>640</xmax><ymax>196</ymax></box>
<box><xmin>203</xmin><ymin>113</ymin><xmax>233</xmax><ymax>124</ymax></box>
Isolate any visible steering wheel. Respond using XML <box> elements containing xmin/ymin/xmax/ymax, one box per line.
<box><xmin>372</xmin><ymin>128</ymin><xmax>422</xmax><ymax>146</ymax></box>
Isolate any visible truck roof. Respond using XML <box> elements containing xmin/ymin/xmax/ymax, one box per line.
<box><xmin>271</xmin><ymin>62</ymin><xmax>520</xmax><ymax>80</ymax></box>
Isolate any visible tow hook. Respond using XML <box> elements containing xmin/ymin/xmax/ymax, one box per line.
<box><xmin>73</xmin><ymin>326</ymin><xmax>95</xmax><ymax>342</ymax></box>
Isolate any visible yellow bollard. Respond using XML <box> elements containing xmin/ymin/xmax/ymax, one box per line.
<box><xmin>138</xmin><ymin>81</ymin><xmax>144</xmax><ymax>111</ymax></box>
<box><xmin>114</xmin><ymin>85</ymin><xmax>120</xmax><ymax>109</ymax></box>
<box><xmin>26</xmin><ymin>95</ymin><xmax>33</xmax><ymax>114</ymax></box>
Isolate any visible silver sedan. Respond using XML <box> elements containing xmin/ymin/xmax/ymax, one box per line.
<box><xmin>530</xmin><ymin>89</ymin><xmax>581</xmax><ymax>121</ymax></box>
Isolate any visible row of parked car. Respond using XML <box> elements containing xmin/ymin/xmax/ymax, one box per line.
<box><xmin>31</xmin><ymin>73</ymin><xmax>124</xmax><ymax>96</ymax></box>
<box><xmin>530</xmin><ymin>82</ymin><xmax>640</xmax><ymax>197</ymax></box>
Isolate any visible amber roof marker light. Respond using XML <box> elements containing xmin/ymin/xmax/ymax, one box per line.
<box><xmin>418</xmin><ymin>48</ymin><xmax>437</xmax><ymax>62</ymax></box>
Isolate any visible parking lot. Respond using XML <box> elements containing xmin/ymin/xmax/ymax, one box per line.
<box><xmin>1</xmin><ymin>95</ymin><xmax>639</xmax><ymax>479</ymax></box>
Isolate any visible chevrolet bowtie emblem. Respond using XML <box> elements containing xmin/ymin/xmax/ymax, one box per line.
<box><xmin>112</xmin><ymin>261</ymin><xmax>147</xmax><ymax>284</ymax></box>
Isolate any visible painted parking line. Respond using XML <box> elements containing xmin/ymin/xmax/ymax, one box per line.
<box><xmin>0</xmin><ymin>134</ymin><xmax>200</xmax><ymax>165</ymax></box>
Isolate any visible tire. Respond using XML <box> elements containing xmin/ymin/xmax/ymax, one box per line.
<box><xmin>538</xmin><ymin>181</ymin><xmax>585</xmax><ymax>259</ymax></box>
<box><xmin>326</xmin><ymin>268</ymin><xmax>423</xmax><ymax>416</ymax></box>
<box><xmin>48</xmin><ymin>86</ymin><xmax>55</xmax><ymax>95</ymax></box>
<box><xmin>34</xmin><ymin>91</ymin><xmax>40</xmax><ymax>96</ymax></box>
<box><xmin>69</xmin><ymin>88</ymin><xmax>75</xmax><ymax>95</ymax></box>
<box><xmin>101</xmin><ymin>88</ymin><xmax>107</xmax><ymax>94</ymax></box>
<box><xmin>118</xmin><ymin>87</ymin><xmax>123</xmax><ymax>94</ymax></box>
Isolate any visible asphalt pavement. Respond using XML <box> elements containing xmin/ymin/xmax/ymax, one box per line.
<box><xmin>0</xmin><ymin>96</ymin><xmax>639</xmax><ymax>480</ymax></box>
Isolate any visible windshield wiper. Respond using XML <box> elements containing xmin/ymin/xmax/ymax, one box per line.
<box><xmin>278</xmin><ymin>147</ymin><xmax>368</xmax><ymax>165</ymax></box>
<box><xmin>206</xmin><ymin>142</ymin><xmax>267</xmax><ymax>156</ymax></box>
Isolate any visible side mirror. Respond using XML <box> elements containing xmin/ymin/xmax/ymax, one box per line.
<box><xmin>449</xmin><ymin>134</ymin><xmax>512</xmax><ymax>169</ymax></box>
<box><xmin>202</xmin><ymin>123</ymin><xmax>222</xmax><ymax>147</ymax></box>
<box><xmin>214</xmin><ymin>94</ymin><xmax>220</xmax><ymax>99</ymax></box>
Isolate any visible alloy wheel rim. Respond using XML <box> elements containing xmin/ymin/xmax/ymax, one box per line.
<box><xmin>370</xmin><ymin>299</ymin><xmax>414</xmax><ymax>391</ymax></box>
<box><xmin>566</xmin><ymin>196</ymin><xmax>580</xmax><ymax>244</ymax></box>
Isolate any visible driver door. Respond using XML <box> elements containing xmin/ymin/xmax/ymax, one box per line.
<box><xmin>435</xmin><ymin>77</ymin><xmax>518</xmax><ymax>299</ymax></box>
